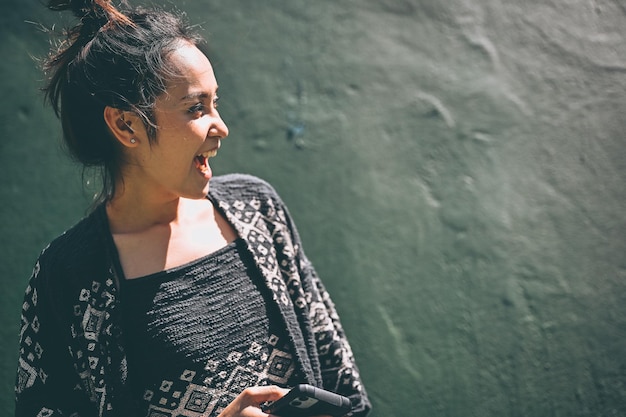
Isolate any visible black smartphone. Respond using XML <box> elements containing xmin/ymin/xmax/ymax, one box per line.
<box><xmin>262</xmin><ymin>384</ymin><xmax>352</xmax><ymax>417</ymax></box>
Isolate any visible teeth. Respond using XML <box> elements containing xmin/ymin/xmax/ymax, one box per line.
<box><xmin>197</xmin><ymin>149</ymin><xmax>218</xmax><ymax>159</ymax></box>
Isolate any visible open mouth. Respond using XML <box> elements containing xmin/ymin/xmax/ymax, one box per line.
<box><xmin>194</xmin><ymin>149</ymin><xmax>218</xmax><ymax>175</ymax></box>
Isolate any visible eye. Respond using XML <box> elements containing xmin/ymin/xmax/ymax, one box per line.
<box><xmin>187</xmin><ymin>103</ymin><xmax>206</xmax><ymax>115</ymax></box>
<box><xmin>213</xmin><ymin>96</ymin><xmax>220</xmax><ymax>108</ymax></box>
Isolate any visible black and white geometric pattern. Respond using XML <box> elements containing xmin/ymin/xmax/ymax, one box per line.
<box><xmin>15</xmin><ymin>174</ymin><xmax>370</xmax><ymax>417</ymax></box>
<box><xmin>138</xmin><ymin>335</ymin><xmax>296</xmax><ymax>416</ymax></box>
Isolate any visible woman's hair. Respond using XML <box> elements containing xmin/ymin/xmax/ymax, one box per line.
<box><xmin>43</xmin><ymin>0</ymin><xmax>204</xmax><ymax>203</ymax></box>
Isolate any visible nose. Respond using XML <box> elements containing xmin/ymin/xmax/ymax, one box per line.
<box><xmin>209</xmin><ymin>112</ymin><xmax>229</xmax><ymax>139</ymax></box>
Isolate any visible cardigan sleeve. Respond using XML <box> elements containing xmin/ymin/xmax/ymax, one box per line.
<box><xmin>276</xmin><ymin>196</ymin><xmax>372</xmax><ymax>417</ymax></box>
<box><xmin>209</xmin><ymin>173</ymin><xmax>372</xmax><ymax>416</ymax></box>
<box><xmin>15</xmin><ymin>254</ymin><xmax>93</xmax><ymax>417</ymax></box>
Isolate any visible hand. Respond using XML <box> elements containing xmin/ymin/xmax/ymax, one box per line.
<box><xmin>217</xmin><ymin>385</ymin><xmax>288</xmax><ymax>417</ymax></box>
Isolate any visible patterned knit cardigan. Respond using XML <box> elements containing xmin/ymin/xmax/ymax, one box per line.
<box><xmin>16</xmin><ymin>174</ymin><xmax>371</xmax><ymax>417</ymax></box>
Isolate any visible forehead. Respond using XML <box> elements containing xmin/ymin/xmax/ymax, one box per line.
<box><xmin>161</xmin><ymin>43</ymin><xmax>217</xmax><ymax>101</ymax></box>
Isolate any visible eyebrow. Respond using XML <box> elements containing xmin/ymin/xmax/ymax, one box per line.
<box><xmin>180</xmin><ymin>88</ymin><xmax>219</xmax><ymax>102</ymax></box>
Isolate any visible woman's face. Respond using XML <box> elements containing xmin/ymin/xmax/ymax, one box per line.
<box><xmin>129</xmin><ymin>42</ymin><xmax>229</xmax><ymax>200</ymax></box>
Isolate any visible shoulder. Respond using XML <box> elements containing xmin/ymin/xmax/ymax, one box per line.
<box><xmin>24</xmin><ymin>206</ymin><xmax>111</xmax><ymax>319</ymax></box>
<box><xmin>209</xmin><ymin>173</ymin><xmax>282</xmax><ymax>204</ymax></box>
<box><xmin>208</xmin><ymin>174</ymin><xmax>294</xmax><ymax>227</ymax></box>
<box><xmin>35</xmin><ymin>206</ymin><xmax>109</xmax><ymax>282</ymax></box>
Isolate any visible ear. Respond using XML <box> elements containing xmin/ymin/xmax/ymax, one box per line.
<box><xmin>103</xmin><ymin>106</ymin><xmax>142</xmax><ymax>147</ymax></box>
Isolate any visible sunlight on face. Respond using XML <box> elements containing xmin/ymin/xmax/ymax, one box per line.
<box><xmin>133</xmin><ymin>42</ymin><xmax>229</xmax><ymax>200</ymax></box>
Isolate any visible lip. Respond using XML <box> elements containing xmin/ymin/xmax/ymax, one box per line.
<box><xmin>197</xmin><ymin>140</ymin><xmax>221</xmax><ymax>157</ymax></box>
<box><xmin>194</xmin><ymin>140</ymin><xmax>221</xmax><ymax>179</ymax></box>
<box><xmin>196</xmin><ymin>144</ymin><xmax>220</xmax><ymax>158</ymax></box>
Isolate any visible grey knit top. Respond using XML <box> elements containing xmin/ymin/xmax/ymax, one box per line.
<box><xmin>119</xmin><ymin>238</ymin><xmax>302</xmax><ymax>415</ymax></box>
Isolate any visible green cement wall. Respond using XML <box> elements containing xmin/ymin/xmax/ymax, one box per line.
<box><xmin>1</xmin><ymin>0</ymin><xmax>625</xmax><ymax>415</ymax></box>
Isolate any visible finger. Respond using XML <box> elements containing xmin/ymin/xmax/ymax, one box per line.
<box><xmin>219</xmin><ymin>386</ymin><xmax>289</xmax><ymax>417</ymax></box>
<box><xmin>240</xmin><ymin>385</ymin><xmax>289</xmax><ymax>405</ymax></box>
<box><xmin>267</xmin><ymin>415</ymin><xmax>332</xmax><ymax>417</ymax></box>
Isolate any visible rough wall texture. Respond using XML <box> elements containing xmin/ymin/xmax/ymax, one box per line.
<box><xmin>1</xmin><ymin>0</ymin><xmax>625</xmax><ymax>416</ymax></box>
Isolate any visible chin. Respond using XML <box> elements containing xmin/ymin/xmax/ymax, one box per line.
<box><xmin>186</xmin><ymin>189</ymin><xmax>210</xmax><ymax>200</ymax></box>
<box><xmin>197</xmin><ymin>182</ymin><xmax>212</xmax><ymax>198</ymax></box>
<box><xmin>178</xmin><ymin>184</ymin><xmax>210</xmax><ymax>200</ymax></box>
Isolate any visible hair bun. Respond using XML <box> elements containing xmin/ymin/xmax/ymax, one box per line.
<box><xmin>47</xmin><ymin>0</ymin><xmax>100</xmax><ymax>18</ymax></box>
<box><xmin>47</xmin><ymin>0</ymin><xmax>132</xmax><ymax>26</ymax></box>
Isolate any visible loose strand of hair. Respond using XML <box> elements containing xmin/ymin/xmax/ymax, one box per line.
<box><xmin>94</xmin><ymin>0</ymin><xmax>135</xmax><ymax>28</ymax></box>
<box><xmin>43</xmin><ymin>28</ymin><xmax>85</xmax><ymax>117</ymax></box>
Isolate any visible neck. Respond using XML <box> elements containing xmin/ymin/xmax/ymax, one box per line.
<box><xmin>106</xmin><ymin>185</ymin><xmax>210</xmax><ymax>234</ymax></box>
<box><xmin>107</xmin><ymin>197</ymin><xmax>175</xmax><ymax>234</ymax></box>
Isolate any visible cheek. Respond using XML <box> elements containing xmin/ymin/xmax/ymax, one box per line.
<box><xmin>189</xmin><ymin>118</ymin><xmax>211</xmax><ymax>136</ymax></box>
<box><xmin>172</xmin><ymin>124</ymin><xmax>208</xmax><ymax>146</ymax></box>
<box><xmin>154</xmin><ymin>109</ymin><xmax>192</xmax><ymax>133</ymax></box>
<box><xmin>153</xmin><ymin>112</ymin><xmax>208</xmax><ymax>144</ymax></box>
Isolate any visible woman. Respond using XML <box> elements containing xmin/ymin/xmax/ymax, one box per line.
<box><xmin>14</xmin><ymin>0</ymin><xmax>371</xmax><ymax>416</ymax></box>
